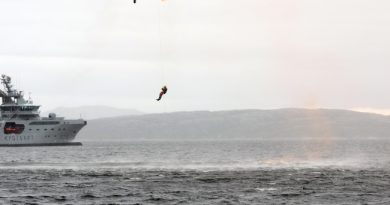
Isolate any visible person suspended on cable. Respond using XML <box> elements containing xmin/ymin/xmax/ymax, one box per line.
<box><xmin>156</xmin><ymin>86</ymin><xmax>168</xmax><ymax>101</ymax></box>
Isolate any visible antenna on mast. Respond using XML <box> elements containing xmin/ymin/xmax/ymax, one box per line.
<box><xmin>28</xmin><ymin>92</ymin><xmax>33</xmax><ymax>104</ymax></box>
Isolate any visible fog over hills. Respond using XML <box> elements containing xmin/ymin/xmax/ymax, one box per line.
<box><xmin>77</xmin><ymin>109</ymin><xmax>390</xmax><ymax>141</ymax></box>
<box><xmin>42</xmin><ymin>106</ymin><xmax>144</xmax><ymax>120</ymax></box>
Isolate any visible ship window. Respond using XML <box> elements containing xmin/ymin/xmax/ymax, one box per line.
<box><xmin>4</xmin><ymin>122</ymin><xmax>25</xmax><ymax>134</ymax></box>
<box><xmin>36</xmin><ymin>129</ymin><xmax>40</xmax><ymax>131</ymax></box>
<box><xmin>20</xmin><ymin>106</ymin><xmax>39</xmax><ymax>111</ymax></box>
<box><xmin>0</xmin><ymin>107</ymin><xmax>12</xmax><ymax>111</ymax></box>
<box><xmin>44</xmin><ymin>129</ymin><xmax>47</xmax><ymax>131</ymax></box>
<box><xmin>30</xmin><ymin>121</ymin><xmax>60</xmax><ymax>125</ymax></box>
<box><xmin>51</xmin><ymin>128</ymin><xmax>54</xmax><ymax>131</ymax></box>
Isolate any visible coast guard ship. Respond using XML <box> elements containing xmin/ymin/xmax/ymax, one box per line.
<box><xmin>0</xmin><ymin>74</ymin><xmax>86</xmax><ymax>146</ymax></box>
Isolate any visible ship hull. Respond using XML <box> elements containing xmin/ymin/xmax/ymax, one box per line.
<box><xmin>0</xmin><ymin>119</ymin><xmax>86</xmax><ymax>145</ymax></box>
<box><xmin>0</xmin><ymin>142</ymin><xmax>82</xmax><ymax>147</ymax></box>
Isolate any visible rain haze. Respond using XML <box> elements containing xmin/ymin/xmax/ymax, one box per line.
<box><xmin>0</xmin><ymin>0</ymin><xmax>390</xmax><ymax>114</ymax></box>
<box><xmin>3</xmin><ymin>1</ymin><xmax>390</xmax><ymax>204</ymax></box>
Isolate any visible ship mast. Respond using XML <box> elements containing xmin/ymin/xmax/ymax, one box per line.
<box><xmin>0</xmin><ymin>75</ymin><xmax>25</xmax><ymax>104</ymax></box>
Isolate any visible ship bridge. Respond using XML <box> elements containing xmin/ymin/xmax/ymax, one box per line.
<box><xmin>0</xmin><ymin>105</ymin><xmax>41</xmax><ymax>120</ymax></box>
<box><xmin>0</xmin><ymin>75</ymin><xmax>40</xmax><ymax>120</ymax></box>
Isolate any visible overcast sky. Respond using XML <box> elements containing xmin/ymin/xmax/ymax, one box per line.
<box><xmin>0</xmin><ymin>0</ymin><xmax>389</xmax><ymax>113</ymax></box>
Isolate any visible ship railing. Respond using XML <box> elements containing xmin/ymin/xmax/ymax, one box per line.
<box><xmin>1</xmin><ymin>111</ymin><xmax>40</xmax><ymax>115</ymax></box>
<box><xmin>41</xmin><ymin>117</ymin><xmax>65</xmax><ymax>120</ymax></box>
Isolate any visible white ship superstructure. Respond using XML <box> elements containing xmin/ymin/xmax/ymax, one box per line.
<box><xmin>0</xmin><ymin>75</ymin><xmax>86</xmax><ymax>146</ymax></box>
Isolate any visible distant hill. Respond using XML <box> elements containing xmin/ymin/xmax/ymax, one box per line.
<box><xmin>78</xmin><ymin>108</ymin><xmax>390</xmax><ymax>141</ymax></box>
<box><xmin>42</xmin><ymin>106</ymin><xmax>144</xmax><ymax>120</ymax></box>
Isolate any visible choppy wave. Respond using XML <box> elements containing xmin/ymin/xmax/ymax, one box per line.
<box><xmin>1</xmin><ymin>168</ymin><xmax>390</xmax><ymax>204</ymax></box>
<box><xmin>0</xmin><ymin>140</ymin><xmax>389</xmax><ymax>171</ymax></box>
<box><xmin>0</xmin><ymin>140</ymin><xmax>390</xmax><ymax>204</ymax></box>
<box><xmin>0</xmin><ymin>157</ymin><xmax>387</xmax><ymax>171</ymax></box>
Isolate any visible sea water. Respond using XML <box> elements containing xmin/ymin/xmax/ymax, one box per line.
<box><xmin>0</xmin><ymin>139</ymin><xmax>389</xmax><ymax>204</ymax></box>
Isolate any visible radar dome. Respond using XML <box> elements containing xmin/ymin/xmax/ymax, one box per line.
<box><xmin>48</xmin><ymin>113</ymin><xmax>56</xmax><ymax>119</ymax></box>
